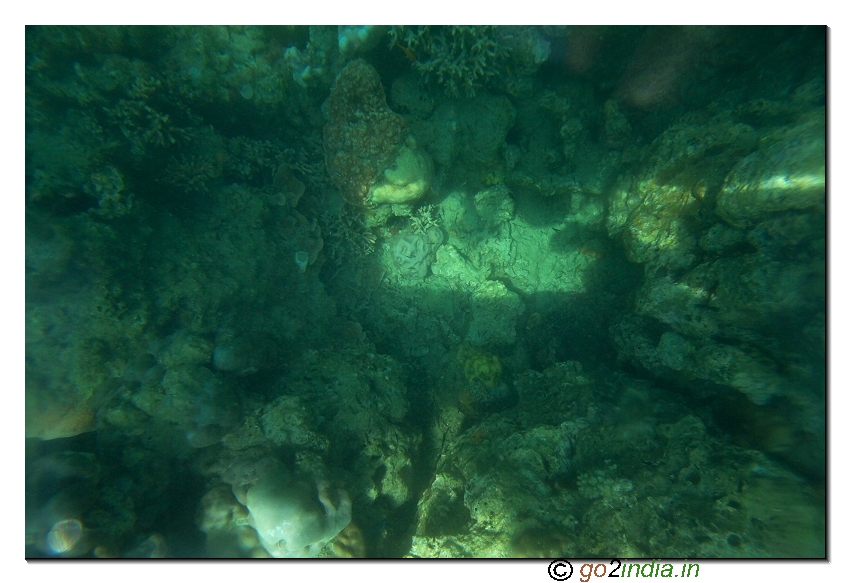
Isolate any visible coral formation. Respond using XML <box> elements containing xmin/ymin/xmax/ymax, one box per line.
<box><xmin>607</xmin><ymin>112</ymin><xmax>759</xmax><ymax>271</ymax></box>
<box><xmin>389</xmin><ymin>26</ymin><xmax>513</xmax><ymax>97</ymax></box>
<box><xmin>369</xmin><ymin>142</ymin><xmax>434</xmax><ymax>205</ymax></box>
<box><xmin>283</xmin><ymin>26</ymin><xmax>337</xmax><ymax>89</ymax></box>
<box><xmin>320</xmin><ymin>208</ymin><xmax>377</xmax><ymax>263</ymax></box>
<box><xmin>132</xmin><ymin>362</ymin><xmax>240</xmax><ymax>448</ymax></box>
<box><xmin>407</xmin><ymin>204</ymin><xmax>441</xmax><ymax>234</ymax></box>
<box><xmin>609</xmin><ymin>94</ymin><xmax>825</xmax><ymax>478</ymax></box>
<box><xmin>391</xmin><ymin>25</ymin><xmax>551</xmax><ymax>97</ymax></box>
<box><xmin>323</xmin><ymin>59</ymin><xmax>409</xmax><ymax>206</ymax></box>
<box><xmin>222</xmin><ymin>457</ymin><xmax>351</xmax><ymax>558</ymax></box>
<box><xmin>337</xmin><ymin>25</ymin><xmax>384</xmax><ymax>55</ymax></box>
<box><xmin>576</xmin><ymin>469</ymin><xmax>633</xmax><ymax>500</ymax></box>
<box><xmin>212</xmin><ymin>334</ymin><xmax>263</xmax><ymax>375</ymax></box>
<box><xmin>457</xmin><ymin>344</ymin><xmax>502</xmax><ymax>388</ymax></box>
<box><xmin>410</xmin><ymin>365</ymin><xmax>824</xmax><ymax>558</ymax></box>
<box><xmin>389</xmin><ymin>227</ymin><xmax>444</xmax><ymax>280</ymax></box>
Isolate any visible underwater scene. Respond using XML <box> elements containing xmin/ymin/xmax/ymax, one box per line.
<box><xmin>25</xmin><ymin>25</ymin><xmax>825</xmax><ymax>558</ymax></box>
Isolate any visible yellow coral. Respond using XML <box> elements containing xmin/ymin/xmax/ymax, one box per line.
<box><xmin>457</xmin><ymin>344</ymin><xmax>502</xmax><ymax>388</ymax></box>
<box><xmin>368</xmin><ymin>144</ymin><xmax>433</xmax><ymax>205</ymax></box>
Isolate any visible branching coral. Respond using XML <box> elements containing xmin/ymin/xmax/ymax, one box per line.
<box><xmin>164</xmin><ymin>154</ymin><xmax>222</xmax><ymax>195</ymax></box>
<box><xmin>389</xmin><ymin>26</ymin><xmax>509</xmax><ymax>97</ymax></box>
<box><xmin>321</xmin><ymin>209</ymin><xmax>377</xmax><ymax>264</ymax></box>
<box><xmin>408</xmin><ymin>204</ymin><xmax>440</xmax><ymax>234</ymax></box>
<box><xmin>224</xmin><ymin>137</ymin><xmax>283</xmax><ymax>184</ymax></box>
<box><xmin>83</xmin><ymin>165</ymin><xmax>134</xmax><ymax>218</ymax></box>
<box><xmin>280</xmin><ymin>134</ymin><xmax>334</xmax><ymax>196</ymax></box>
<box><xmin>105</xmin><ymin>76</ymin><xmax>183</xmax><ymax>157</ymax></box>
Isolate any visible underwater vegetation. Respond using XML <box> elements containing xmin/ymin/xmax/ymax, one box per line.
<box><xmin>25</xmin><ymin>25</ymin><xmax>824</xmax><ymax>558</ymax></box>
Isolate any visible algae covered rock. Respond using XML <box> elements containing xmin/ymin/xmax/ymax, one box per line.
<box><xmin>411</xmin><ymin>364</ymin><xmax>824</xmax><ymax>558</ymax></box>
<box><xmin>608</xmin><ymin>112</ymin><xmax>758</xmax><ymax>271</ymax></box>
<box><xmin>156</xmin><ymin>329</ymin><xmax>213</xmax><ymax>368</ymax></box>
<box><xmin>131</xmin><ymin>364</ymin><xmax>240</xmax><ymax>448</ymax></box>
<box><xmin>466</xmin><ymin>280</ymin><xmax>524</xmax><ymax>348</ymax></box>
<box><xmin>260</xmin><ymin>396</ymin><xmax>330</xmax><ymax>452</ymax></box>
<box><xmin>717</xmin><ymin>109</ymin><xmax>825</xmax><ymax>227</ymax></box>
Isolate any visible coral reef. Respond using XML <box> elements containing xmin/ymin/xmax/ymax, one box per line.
<box><xmin>389</xmin><ymin>26</ymin><xmax>549</xmax><ymax>98</ymax></box>
<box><xmin>465</xmin><ymin>280</ymin><xmax>524</xmax><ymax>347</ymax></box>
<box><xmin>163</xmin><ymin>154</ymin><xmax>222</xmax><ymax>195</ymax></box>
<box><xmin>417</xmin><ymin>93</ymin><xmax>516</xmax><ymax>176</ymax></box>
<box><xmin>407</xmin><ymin>204</ymin><xmax>441</xmax><ymax>234</ymax></box>
<box><xmin>337</xmin><ymin>25</ymin><xmax>384</xmax><ymax>56</ymax></box>
<box><xmin>283</xmin><ymin>26</ymin><xmax>338</xmax><ymax>89</ymax></box>
<box><xmin>105</xmin><ymin>75</ymin><xmax>182</xmax><ymax>158</ymax></box>
<box><xmin>607</xmin><ymin>111</ymin><xmax>759</xmax><ymax>272</ymax></box>
<box><xmin>25</xmin><ymin>26</ymin><xmax>824</xmax><ymax>560</ymax></box>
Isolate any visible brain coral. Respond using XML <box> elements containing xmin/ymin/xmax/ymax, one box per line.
<box><xmin>323</xmin><ymin>60</ymin><xmax>408</xmax><ymax>206</ymax></box>
<box><xmin>390</xmin><ymin>227</ymin><xmax>443</xmax><ymax>279</ymax></box>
